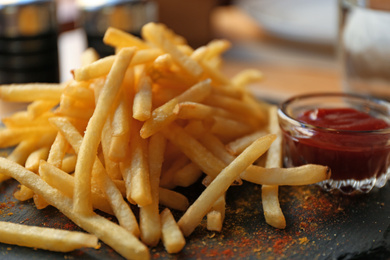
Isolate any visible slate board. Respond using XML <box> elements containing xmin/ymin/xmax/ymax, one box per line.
<box><xmin>0</xmin><ymin>176</ymin><xmax>389</xmax><ymax>260</ymax></box>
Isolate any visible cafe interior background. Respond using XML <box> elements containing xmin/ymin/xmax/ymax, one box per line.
<box><xmin>0</xmin><ymin>0</ymin><xmax>349</xmax><ymax>105</ymax></box>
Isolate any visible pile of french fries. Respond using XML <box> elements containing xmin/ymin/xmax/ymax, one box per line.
<box><xmin>0</xmin><ymin>23</ymin><xmax>330</xmax><ymax>259</ymax></box>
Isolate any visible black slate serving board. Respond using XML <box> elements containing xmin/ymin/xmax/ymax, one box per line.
<box><xmin>0</xmin><ymin>175</ymin><xmax>389</xmax><ymax>260</ymax></box>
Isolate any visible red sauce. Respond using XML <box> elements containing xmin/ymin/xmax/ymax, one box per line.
<box><xmin>282</xmin><ymin>108</ymin><xmax>390</xmax><ymax>180</ymax></box>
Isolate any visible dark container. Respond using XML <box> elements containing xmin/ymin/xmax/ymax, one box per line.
<box><xmin>0</xmin><ymin>0</ymin><xmax>59</xmax><ymax>84</ymax></box>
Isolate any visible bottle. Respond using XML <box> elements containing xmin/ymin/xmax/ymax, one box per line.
<box><xmin>77</xmin><ymin>0</ymin><xmax>157</xmax><ymax>57</ymax></box>
<box><xmin>0</xmin><ymin>0</ymin><xmax>59</xmax><ymax>84</ymax></box>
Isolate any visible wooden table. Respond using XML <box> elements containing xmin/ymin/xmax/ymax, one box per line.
<box><xmin>213</xmin><ymin>6</ymin><xmax>342</xmax><ymax>103</ymax></box>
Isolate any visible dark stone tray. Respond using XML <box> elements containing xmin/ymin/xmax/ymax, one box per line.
<box><xmin>0</xmin><ymin>176</ymin><xmax>389</xmax><ymax>260</ymax></box>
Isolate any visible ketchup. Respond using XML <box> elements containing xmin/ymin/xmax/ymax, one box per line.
<box><xmin>282</xmin><ymin>108</ymin><xmax>390</xmax><ymax>181</ymax></box>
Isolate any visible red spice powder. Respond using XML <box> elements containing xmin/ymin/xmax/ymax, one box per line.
<box><xmin>221</xmin><ymin>249</ymin><xmax>234</xmax><ymax>257</ymax></box>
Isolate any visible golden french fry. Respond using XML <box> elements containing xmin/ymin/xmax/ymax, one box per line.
<box><xmin>261</xmin><ymin>185</ymin><xmax>286</xmax><ymax>229</ymax></box>
<box><xmin>47</xmin><ymin>133</ymin><xmax>68</xmax><ymax>169</ymax></box>
<box><xmin>39</xmin><ymin>160</ymin><xmax>113</xmax><ymax>215</ymax></box>
<box><xmin>108</xmin><ymin>134</ymin><xmax>129</xmax><ymax>162</ymax></box>
<box><xmin>0</xmin><ymin>158</ymin><xmax>150</xmax><ymax>260</ymax></box>
<box><xmin>172</xmin><ymin>162</ymin><xmax>202</xmax><ymax>188</ymax></box>
<box><xmin>63</xmin><ymin>83</ymin><xmax>96</xmax><ymax>106</ymax></box>
<box><xmin>27</xmin><ymin>100</ymin><xmax>58</xmax><ymax>119</ymax></box>
<box><xmin>207</xmin><ymin>194</ymin><xmax>226</xmax><ymax>232</ymax></box>
<box><xmin>111</xmin><ymin>92</ymin><xmax>132</xmax><ymax>137</ymax></box>
<box><xmin>0</xmin><ymin>84</ymin><xmax>65</xmax><ymax>102</ymax></box>
<box><xmin>25</xmin><ymin>146</ymin><xmax>50</xmax><ymax>173</ymax></box>
<box><xmin>142</xmin><ymin>23</ymin><xmax>203</xmax><ymax>79</ymax></box>
<box><xmin>33</xmin><ymin>193</ymin><xmax>49</xmax><ymax>210</ymax></box>
<box><xmin>191</xmin><ymin>46</ymin><xmax>230</xmax><ymax>86</ymax></box>
<box><xmin>140</xmin><ymin>133</ymin><xmax>166</xmax><ymax>246</ymax></box>
<box><xmin>206</xmin><ymin>211</ymin><xmax>222</xmax><ymax>232</ymax></box>
<box><xmin>74</xmin><ymin>55</ymin><xmax>116</xmax><ymax>81</ymax></box>
<box><xmin>226</xmin><ymin>130</ymin><xmax>268</xmax><ymax>155</ymax></box>
<box><xmin>140</xmin><ymin>78</ymin><xmax>211</xmax><ymax>138</ymax></box>
<box><xmin>0</xmin><ymin>221</ymin><xmax>99</xmax><ymax>252</ymax></box>
<box><xmin>204</xmin><ymin>93</ymin><xmax>265</xmax><ymax>126</ymax></box>
<box><xmin>61</xmin><ymin>154</ymin><xmax>77</xmax><ymax>173</ymax></box>
<box><xmin>159</xmin><ymin>188</ymin><xmax>189</xmax><ymax>212</ymax></box>
<box><xmin>56</xmin><ymin>105</ymin><xmax>94</xmax><ymax>120</ymax></box>
<box><xmin>140</xmin><ymin>98</ymin><xmax>179</xmax><ymax>139</ymax></box>
<box><xmin>74</xmin><ymin>49</ymin><xmax>162</xmax><ymax>82</ymax></box>
<box><xmin>49</xmin><ymin>117</ymin><xmax>140</xmax><ymax>235</ymax></box>
<box><xmin>81</xmin><ymin>47</ymin><xmax>100</xmax><ymax>66</ymax></box>
<box><xmin>262</xmin><ymin>105</ymin><xmax>285</xmax><ymax>229</ymax></box>
<box><xmin>178</xmin><ymin>134</ymin><xmax>276</xmax><ymax>236</ymax></box>
<box><xmin>133</xmin><ymin>75</ymin><xmax>153</xmax><ymax>121</ymax></box>
<box><xmin>203</xmin><ymin>39</ymin><xmax>231</xmax><ymax>61</ymax></box>
<box><xmin>101</xmin><ymin>118</ymin><xmax>122</xmax><ymax>179</ymax></box>
<box><xmin>108</xmin><ymin>91</ymin><xmax>132</xmax><ymax>162</ymax></box>
<box><xmin>195</xmin><ymin>128</ymin><xmax>236</xmax><ymax>165</ymax></box>
<box><xmin>127</xmin><ymin>120</ymin><xmax>152</xmax><ymax>206</ymax></box>
<box><xmin>0</xmin><ymin>127</ymin><xmax>55</xmax><ymax>149</ymax></box>
<box><xmin>8</xmin><ymin>139</ymin><xmax>43</xmax><ymax>165</ymax></box>
<box><xmin>160</xmin><ymin>155</ymin><xmax>189</xmax><ymax>189</ymax></box>
<box><xmin>13</xmin><ymin>185</ymin><xmax>34</xmax><ymax>201</ymax></box>
<box><xmin>175</xmin><ymin>101</ymin><xmax>241</xmax><ymax>123</ymax></box>
<box><xmin>160</xmin><ymin>208</ymin><xmax>186</xmax><ymax>254</ymax></box>
<box><xmin>231</xmin><ymin>69</ymin><xmax>263</xmax><ymax>90</ymax></box>
<box><xmin>73</xmin><ymin>47</ymin><xmax>135</xmax><ymax>215</ymax></box>
<box><xmin>104</xmin><ymin>27</ymin><xmax>150</xmax><ymax>49</ymax></box>
<box><xmin>241</xmin><ymin>164</ymin><xmax>331</xmax><ymax>185</ymax></box>
<box><xmin>94</xmin><ymin>164</ymin><xmax>141</xmax><ymax>236</ymax></box>
<box><xmin>161</xmin><ymin>122</ymin><xmax>226</xmax><ymax>178</ymax></box>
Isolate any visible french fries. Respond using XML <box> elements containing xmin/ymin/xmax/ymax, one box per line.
<box><xmin>0</xmin><ymin>22</ymin><xmax>331</xmax><ymax>258</ymax></box>
<box><xmin>0</xmin><ymin>221</ymin><xmax>99</xmax><ymax>252</ymax></box>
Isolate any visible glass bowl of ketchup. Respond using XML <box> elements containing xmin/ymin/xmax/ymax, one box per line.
<box><xmin>278</xmin><ymin>93</ymin><xmax>390</xmax><ymax>194</ymax></box>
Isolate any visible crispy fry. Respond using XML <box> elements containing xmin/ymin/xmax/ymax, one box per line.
<box><xmin>63</xmin><ymin>83</ymin><xmax>95</xmax><ymax>106</ymax></box>
<box><xmin>104</xmin><ymin>27</ymin><xmax>150</xmax><ymax>49</ymax></box>
<box><xmin>73</xmin><ymin>47</ymin><xmax>135</xmax><ymax>215</ymax></box>
<box><xmin>206</xmin><ymin>211</ymin><xmax>222</xmax><ymax>232</ymax></box>
<box><xmin>127</xmin><ymin>120</ymin><xmax>152</xmax><ymax>206</ymax></box>
<box><xmin>61</xmin><ymin>154</ymin><xmax>77</xmax><ymax>173</ymax></box>
<box><xmin>74</xmin><ymin>49</ymin><xmax>162</xmax><ymax>81</ymax></box>
<box><xmin>39</xmin><ymin>160</ymin><xmax>113</xmax><ymax>215</ymax></box>
<box><xmin>25</xmin><ymin>146</ymin><xmax>50</xmax><ymax>173</ymax></box>
<box><xmin>159</xmin><ymin>188</ymin><xmax>189</xmax><ymax>212</ymax></box>
<box><xmin>0</xmin><ymin>221</ymin><xmax>99</xmax><ymax>252</ymax></box>
<box><xmin>0</xmin><ymin>158</ymin><xmax>150</xmax><ymax>260</ymax></box>
<box><xmin>27</xmin><ymin>100</ymin><xmax>58</xmax><ymax>119</ymax></box>
<box><xmin>160</xmin><ymin>208</ymin><xmax>186</xmax><ymax>254</ymax></box>
<box><xmin>161</xmin><ymin>122</ymin><xmax>226</xmax><ymax>179</ymax></box>
<box><xmin>49</xmin><ymin>117</ymin><xmax>139</xmax><ymax>235</ymax></box>
<box><xmin>262</xmin><ymin>105</ymin><xmax>285</xmax><ymax>229</ymax></box>
<box><xmin>172</xmin><ymin>162</ymin><xmax>202</xmax><ymax>188</ymax></box>
<box><xmin>240</xmin><ymin>164</ymin><xmax>331</xmax><ymax>185</ymax></box>
<box><xmin>231</xmin><ymin>69</ymin><xmax>263</xmax><ymax>90</ymax></box>
<box><xmin>207</xmin><ymin>194</ymin><xmax>226</xmax><ymax>232</ymax></box>
<box><xmin>142</xmin><ymin>23</ymin><xmax>203</xmax><ymax>79</ymax></box>
<box><xmin>133</xmin><ymin>75</ymin><xmax>153</xmax><ymax>121</ymax></box>
<box><xmin>140</xmin><ymin>78</ymin><xmax>211</xmax><ymax>138</ymax></box>
<box><xmin>13</xmin><ymin>185</ymin><xmax>34</xmax><ymax>202</ymax></box>
<box><xmin>0</xmin><ymin>84</ymin><xmax>65</xmax><ymax>102</ymax></box>
<box><xmin>140</xmin><ymin>133</ymin><xmax>166</xmax><ymax>246</ymax></box>
<box><xmin>81</xmin><ymin>47</ymin><xmax>100</xmax><ymax>66</ymax></box>
<box><xmin>226</xmin><ymin>130</ymin><xmax>268</xmax><ymax>155</ymax></box>
<box><xmin>178</xmin><ymin>134</ymin><xmax>276</xmax><ymax>236</ymax></box>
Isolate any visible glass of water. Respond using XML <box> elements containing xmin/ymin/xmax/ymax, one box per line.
<box><xmin>339</xmin><ymin>0</ymin><xmax>390</xmax><ymax>100</ymax></box>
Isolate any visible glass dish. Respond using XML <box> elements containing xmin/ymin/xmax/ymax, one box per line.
<box><xmin>278</xmin><ymin>93</ymin><xmax>390</xmax><ymax>194</ymax></box>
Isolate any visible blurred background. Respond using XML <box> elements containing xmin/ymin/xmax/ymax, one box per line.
<box><xmin>2</xmin><ymin>0</ymin><xmax>389</xmax><ymax>103</ymax></box>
